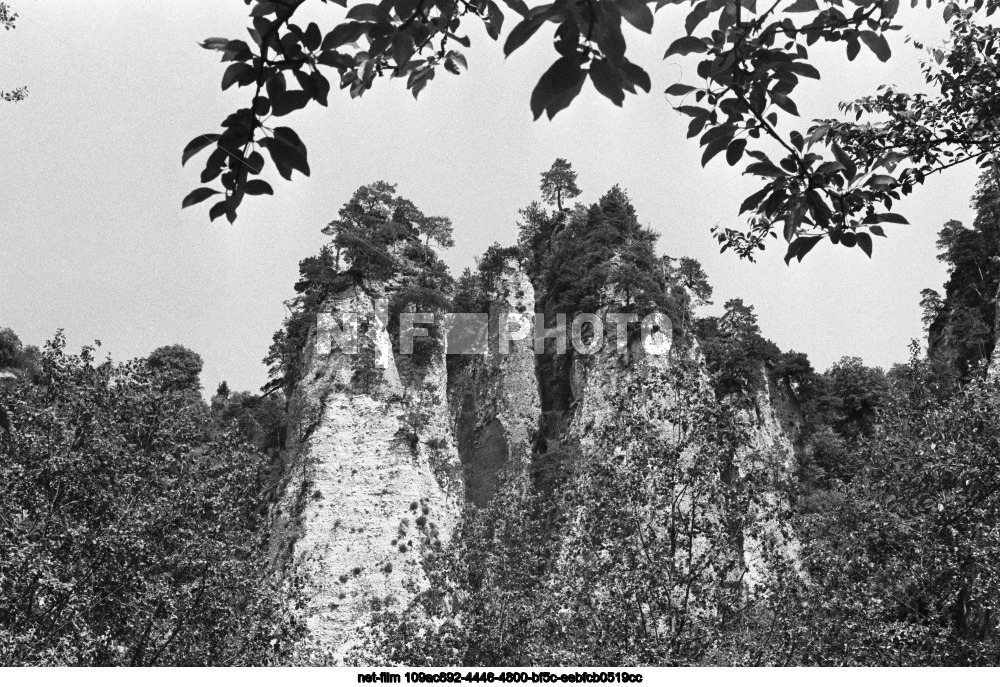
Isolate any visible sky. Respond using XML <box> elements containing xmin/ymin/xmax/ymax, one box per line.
<box><xmin>0</xmin><ymin>0</ymin><xmax>983</xmax><ymax>395</ymax></box>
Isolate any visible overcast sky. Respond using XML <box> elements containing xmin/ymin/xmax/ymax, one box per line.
<box><xmin>0</xmin><ymin>0</ymin><xmax>980</xmax><ymax>394</ymax></box>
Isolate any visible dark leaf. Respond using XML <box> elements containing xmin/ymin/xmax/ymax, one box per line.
<box><xmin>770</xmin><ymin>92</ymin><xmax>799</xmax><ymax>116</ymax></box>
<box><xmin>589</xmin><ymin>59</ymin><xmax>625</xmax><ymax>106</ymax></box>
<box><xmin>685</xmin><ymin>2</ymin><xmax>711</xmax><ymax>35</ymax></box>
<box><xmin>620</xmin><ymin>61</ymin><xmax>651</xmax><ymax>93</ymax></box>
<box><xmin>785</xmin><ymin>0</ymin><xmax>818</xmax><ymax>11</ymax></box>
<box><xmin>346</xmin><ymin>3</ymin><xmax>386</xmax><ymax>21</ymax></box>
<box><xmin>831</xmin><ymin>141</ymin><xmax>857</xmax><ymax>181</ymax></box>
<box><xmin>726</xmin><ymin>138</ymin><xmax>747</xmax><ymax>165</ymax></box>
<box><xmin>271</xmin><ymin>90</ymin><xmax>311</xmax><ymax>117</ymax></box>
<box><xmin>322</xmin><ymin>22</ymin><xmax>370</xmax><ymax>50</ymax></box>
<box><xmin>664</xmin><ymin>36</ymin><xmax>707</xmax><ymax>57</ymax></box>
<box><xmin>182</xmin><ymin>135</ymin><xmax>219</xmax><ymax>166</ymax></box>
<box><xmin>244</xmin><ymin>179</ymin><xmax>274</xmax><ymax>196</ymax></box>
<box><xmin>617</xmin><ymin>0</ymin><xmax>655</xmax><ymax>33</ymax></box>
<box><xmin>209</xmin><ymin>200</ymin><xmax>230</xmax><ymax>222</ymax></box>
<box><xmin>222</xmin><ymin>63</ymin><xmax>255</xmax><ymax>90</ymax></box>
<box><xmin>701</xmin><ymin>132</ymin><xmax>733</xmax><ymax>166</ymax></box>
<box><xmin>182</xmin><ymin>187</ymin><xmax>220</xmax><ymax>209</ymax></box>
<box><xmin>784</xmin><ymin>235</ymin><xmax>823</xmax><ymax>264</ymax></box>
<box><xmin>872</xmin><ymin>212</ymin><xmax>908</xmax><ymax>224</ymax></box>
<box><xmin>665</xmin><ymin>83</ymin><xmax>697</xmax><ymax>96</ymax></box>
<box><xmin>856</xmin><ymin>231</ymin><xmax>873</xmax><ymax>257</ymax></box>
<box><xmin>859</xmin><ymin>31</ymin><xmax>891</xmax><ymax>62</ymax></box>
<box><xmin>739</xmin><ymin>185</ymin><xmax>770</xmax><ymax>215</ymax></box>
<box><xmin>746</xmin><ymin>161</ymin><xmax>787</xmax><ymax>177</ymax></box>
<box><xmin>504</xmin><ymin>15</ymin><xmax>545</xmax><ymax>56</ymax></box>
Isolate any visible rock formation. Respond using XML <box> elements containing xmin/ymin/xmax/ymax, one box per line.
<box><xmin>448</xmin><ymin>258</ymin><xmax>540</xmax><ymax>506</ymax></box>
<box><xmin>269</xmin><ymin>282</ymin><xmax>463</xmax><ymax>661</ymax></box>
<box><xmin>269</xmin><ymin>264</ymin><xmax>804</xmax><ymax>661</ymax></box>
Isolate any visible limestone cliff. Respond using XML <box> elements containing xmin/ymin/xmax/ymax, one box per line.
<box><xmin>271</xmin><ymin>271</ymin><xmax>804</xmax><ymax>659</ymax></box>
<box><xmin>448</xmin><ymin>259</ymin><xmax>541</xmax><ymax>506</ymax></box>
<box><xmin>269</xmin><ymin>282</ymin><xmax>463</xmax><ymax>661</ymax></box>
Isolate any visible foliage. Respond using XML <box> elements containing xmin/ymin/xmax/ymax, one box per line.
<box><xmin>147</xmin><ymin>344</ymin><xmax>205</xmax><ymax>393</ymax></box>
<box><xmin>265</xmin><ymin>181</ymin><xmax>454</xmax><ymax>390</ymax></box>
<box><xmin>539</xmin><ymin>158</ymin><xmax>582</xmax><ymax>212</ymax></box>
<box><xmin>760</xmin><ymin>356</ymin><xmax>1000</xmax><ymax>664</ymax></box>
<box><xmin>180</xmin><ymin>0</ymin><xmax>1000</xmax><ymax>270</ymax></box>
<box><xmin>1</xmin><ymin>2</ymin><xmax>26</xmax><ymax>103</ymax></box>
<box><xmin>452</xmin><ymin>243</ymin><xmax>523</xmax><ymax>314</ymax></box>
<box><xmin>0</xmin><ymin>334</ymin><xmax>302</xmax><ymax>665</ymax></box>
<box><xmin>695</xmin><ymin>298</ymin><xmax>781</xmax><ymax>398</ymax></box>
<box><xmin>924</xmin><ymin>168</ymin><xmax>1000</xmax><ymax>378</ymax></box>
<box><xmin>210</xmin><ymin>387</ymin><xmax>287</xmax><ymax>452</ymax></box>
<box><xmin>361</xmin><ymin>359</ymin><xmax>794</xmax><ymax>665</ymax></box>
<box><xmin>0</xmin><ymin>327</ymin><xmax>41</xmax><ymax>379</ymax></box>
<box><xmin>541</xmin><ymin>185</ymin><xmax>675</xmax><ymax>320</ymax></box>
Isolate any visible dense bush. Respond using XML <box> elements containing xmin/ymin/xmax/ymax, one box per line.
<box><xmin>0</xmin><ymin>334</ymin><xmax>302</xmax><ymax>665</ymax></box>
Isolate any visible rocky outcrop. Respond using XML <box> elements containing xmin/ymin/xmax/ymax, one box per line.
<box><xmin>736</xmin><ymin>366</ymin><xmax>804</xmax><ymax>587</ymax></box>
<box><xmin>269</xmin><ymin>282</ymin><xmax>463</xmax><ymax>661</ymax></box>
<box><xmin>448</xmin><ymin>259</ymin><xmax>541</xmax><ymax>506</ymax></box>
<box><xmin>271</xmin><ymin>269</ymin><xmax>805</xmax><ymax>659</ymax></box>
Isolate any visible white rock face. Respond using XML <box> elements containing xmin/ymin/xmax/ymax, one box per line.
<box><xmin>736</xmin><ymin>366</ymin><xmax>803</xmax><ymax>587</ymax></box>
<box><xmin>567</xmin><ymin>326</ymin><xmax>802</xmax><ymax>589</ymax></box>
<box><xmin>271</xmin><ymin>271</ymin><xmax>804</xmax><ymax>659</ymax></box>
<box><xmin>270</xmin><ymin>283</ymin><xmax>463</xmax><ymax>662</ymax></box>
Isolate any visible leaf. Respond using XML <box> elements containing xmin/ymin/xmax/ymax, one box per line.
<box><xmin>261</xmin><ymin>127</ymin><xmax>309</xmax><ymax>180</ymax></box>
<box><xmin>273</xmin><ymin>126</ymin><xmax>306</xmax><ymax>154</ymax></box>
<box><xmin>222</xmin><ymin>63</ymin><xmax>255</xmax><ymax>90</ymax></box>
<box><xmin>785</xmin><ymin>0</ymin><xmax>818</xmax><ymax>11</ymax></box>
<box><xmin>664</xmin><ymin>36</ymin><xmax>707</xmax><ymax>58</ymax></box>
<box><xmin>620</xmin><ymin>61</ymin><xmax>651</xmax><ymax>93</ymax></box>
<box><xmin>868</xmin><ymin>174</ymin><xmax>897</xmax><ymax>187</ymax></box>
<box><xmin>532</xmin><ymin>57</ymin><xmax>585</xmax><ymax>119</ymax></box>
<box><xmin>784</xmin><ymin>235</ymin><xmax>823</xmax><ymax>264</ymax></box>
<box><xmin>200</xmin><ymin>37</ymin><xmax>231</xmax><ymax>51</ymax></box>
<box><xmin>346</xmin><ymin>3</ymin><xmax>386</xmax><ymax>21</ymax></box>
<box><xmin>209</xmin><ymin>200</ymin><xmax>230</xmax><ymax>222</ymax></box>
<box><xmin>271</xmin><ymin>90</ymin><xmax>310</xmax><ymax>117</ymax></box>
<box><xmin>589</xmin><ymin>59</ymin><xmax>625</xmax><ymax>107</ymax></box>
<box><xmin>746</xmin><ymin>161</ymin><xmax>787</xmax><ymax>177</ymax></box>
<box><xmin>726</xmin><ymin>138</ymin><xmax>747</xmax><ymax>165</ymax></box>
<box><xmin>872</xmin><ymin>212</ymin><xmax>909</xmax><ymax>224</ymax></box>
<box><xmin>244</xmin><ymin>179</ymin><xmax>274</xmax><ymax>196</ymax></box>
<box><xmin>685</xmin><ymin>2</ymin><xmax>711</xmax><ymax>35</ymax></box>
<box><xmin>856</xmin><ymin>231</ymin><xmax>873</xmax><ymax>257</ymax></box>
<box><xmin>617</xmin><ymin>0</ymin><xmax>655</xmax><ymax>33</ymax></box>
<box><xmin>182</xmin><ymin>187</ymin><xmax>220</xmax><ymax>209</ymax></box>
<box><xmin>322</xmin><ymin>22</ymin><xmax>369</xmax><ymax>50</ymax></box>
<box><xmin>504</xmin><ymin>15</ymin><xmax>545</xmax><ymax>56</ymax></box>
<box><xmin>847</xmin><ymin>38</ymin><xmax>860</xmax><ymax>61</ymax></box>
<box><xmin>739</xmin><ymin>186</ymin><xmax>770</xmax><ymax>215</ymax></box>
<box><xmin>544</xmin><ymin>77</ymin><xmax>585</xmax><ymax>119</ymax></box>
<box><xmin>701</xmin><ymin>132</ymin><xmax>733</xmax><ymax>166</ymax></box>
<box><xmin>816</xmin><ymin>161</ymin><xmax>846</xmax><ymax>175</ymax></box>
<box><xmin>770</xmin><ymin>92</ymin><xmax>799</xmax><ymax>116</ymax></box>
<box><xmin>666</xmin><ymin>83</ymin><xmax>696</xmax><ymax>96</ymax></box>
<box><xmin>182</xmin><ymin>135</ymin><xmax>219</xmax><ymax>166</ymax></box>
<box><xmin>304</xmin><ymin>23</ymin><xmax>322</xmax><ymax>52</ymax></box>
<box><xmin>859</xmin><ymin>31</ymin><xmax>891</xmax><ymax>62</ymax></box>
<box><xmin>500</xmin><ymin>0</ymin><xmax>530</xmax><ymax>15</ymax></box>
<box><xmin>784</xmin><ymin>62</ymin><xmax>821</xmax><ymax>80</ymax></box>
<box><xmin>831</xmin><ymin>140</ymin><xmax>857</xmax><ymax>181</ymax></box>
<box><xmin>806</xmin><ymin>123</ymin><xmax>831</xmax><ymax>147</ymax></box>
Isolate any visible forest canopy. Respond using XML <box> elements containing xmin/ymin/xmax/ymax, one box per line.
<box><xmin>183</xmin><ymin>0</ymin><xmax>1000</xmax><ymax>264</ymax></box>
